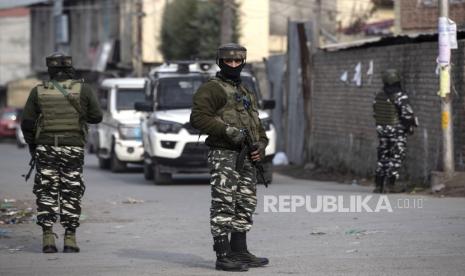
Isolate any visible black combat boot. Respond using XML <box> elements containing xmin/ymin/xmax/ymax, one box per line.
<box><xmin>230</xmin><ymin>232</ymin><xmax>269</xmax><ymax>268</ymax></box>
<box><xmin>42</xmin><ymin>226</ymin><xmax>58</xmax><ymax>253</ymax></box>
<box><xmin>63</xmin><ymin>228</ymin><xmax>80</xmax><ymax>253</ymax></box>
<box><xmin>214</xmin><ymin>235</ymin><xmax>248</xmax><ymax>272</ymax></box>
<box><xmin>385</xmin><ymin>175</ymin><xmax>405</xmax><ymax>193</ymax></box>
<box><xmin>373</xmin><ymin>175</ymin><xmax>385</xmax><ymax>193</ymax></box>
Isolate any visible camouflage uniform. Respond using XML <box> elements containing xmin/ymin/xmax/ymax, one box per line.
<box><xmin>190</xmin><ymin>43</ymin><xmax>269</xmax><ymax>270</ymax></box>
<box><xmin>33</xmin><ymin>145</ymin><xmax>85</xmax><ymax>229</ymax></box>
<box><xmin>208</xmin><ymin>149</ymin><xmax>257</xmax><ymax>237</ymax></box>
<box><xmin>373</xmin><ymin>69</ymin><xmax>416</xmax><ymax>192</ymax></box>
<box><xmin>21</xmin><ymin>53</ymin><xmax>102</xmax><ymax>252</ymax></box>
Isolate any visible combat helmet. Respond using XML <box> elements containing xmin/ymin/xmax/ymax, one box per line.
<box><xmin>217</xmin><ymin>43</ymin><xmax>247</xmax><ymax>63</ymax></box>
<box><xmin>382</xmin><ymin>69</ymin><xmax>401</xmax><ymax>85</ymax></box>
<box><xmin>46</xmin><ymin>52</ymin><xmax>73</xmax><ymax>68</ymax></box>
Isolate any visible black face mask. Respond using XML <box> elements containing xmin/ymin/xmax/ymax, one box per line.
<box><xmin>383</xmin><ymin>82</ymin><xmax>401</xmax><ymax>95</ymax></box>
<box><xmin>48</xmin><ymin>67</ymin><xmax>76</xmax><ymax>81</ymax></box>
<box><xmin>218</xmin><ymin>59</ymin><xmax>244</xmax><ymax>83</ymax></box>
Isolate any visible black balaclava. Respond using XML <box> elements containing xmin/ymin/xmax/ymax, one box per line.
<box><xmin>383</xmin><ymin>82</ymin><xmax>401</xmax><ymax>96</ymax></box>
<box><xmin>218</xmin><ymin>59</ymin><xmax>245</xmax><ymax>84</ymax></box>
<box><xmin>48</xmin><ymin>67</ymin><xmax>76</xmax><ymax>81</ymax></box>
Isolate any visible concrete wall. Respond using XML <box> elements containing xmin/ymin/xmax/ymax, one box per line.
<box><xmin>0</xmin><ymin>8</ymin><xmax>30</xmax><ymax>85</ymax></box>
<box><xmin>310</xmin><ymin>39</ymin><xmax>465</xmax><ymax>183</ymax></box>
<box><xmin>238</xmin><ymin>0</ymin><xmax>269</xmax><ymax>62</ymax></box>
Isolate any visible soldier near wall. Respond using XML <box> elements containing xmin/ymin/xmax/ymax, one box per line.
<box><xmin>21</xmin><ymin>52</ymin><xmax>102</xmax><ymax>253</ymax></box>
<box><xmin>373</xmin><ymin>69</ymin><xmax>417</xmax><ymax>193</ymax></box>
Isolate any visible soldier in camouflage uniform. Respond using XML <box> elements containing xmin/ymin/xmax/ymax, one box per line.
<box><xmin>190</xmin><ymin>43</ymin><xmax>269</xmax><ymax>272</ymax></box>
<box><xmin>21</xmin><ymin>53</ymin><xmax>102</xmax><ymax>253</ymax></box>
<box><xmin>373</xmin><ymin>69</ymin><xmax>417</xmax><ymax>193</ymax></box>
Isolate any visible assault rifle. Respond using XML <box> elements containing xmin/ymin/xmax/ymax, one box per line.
<box><xmin>235</xmin><ymin>129</ymin><xmax>270</xmax><ymax>187</ymax></box>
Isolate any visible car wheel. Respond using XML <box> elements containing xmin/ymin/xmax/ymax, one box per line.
<box><xmin>153</xmin><ymin>163</ymin><xmax>171</xmax><ymax>185</ymax></box>
<box><xmin>110</xmin><ymin>148</ymin><xmax>126</xmax><ymax>173</ymax></box>
<box><xmin>144</xmin><ymin>160</ymin><xmax>154</xmax><ymax>180</ymax></box>
<box><xmin>98</xmin><ymin>156</ymin><xmax>110</xmax><ymax>169</ymax></box>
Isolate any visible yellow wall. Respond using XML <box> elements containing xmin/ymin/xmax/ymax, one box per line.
<box><xmin>238</xmin><ymin>0</ymin><xmax>269</xmax><ymax>62</ymax></box>
<box><xmin>142</xmin><ymin>0</ymin><xmax>165</xmax><ymax>63</ymax></box>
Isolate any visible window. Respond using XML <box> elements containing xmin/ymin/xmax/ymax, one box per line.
<box><xmin>116</xmin><ymin>89</ymin><xmax>146</xmax><ymax>110</ymax></box>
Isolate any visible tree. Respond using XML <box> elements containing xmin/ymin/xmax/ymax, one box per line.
<box><xmin>160</xmin><ymin>0</ymin><xmax>240</xmax><ymax>60</ymax></box>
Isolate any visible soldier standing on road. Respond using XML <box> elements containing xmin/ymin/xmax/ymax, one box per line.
<box><xmin>190</xmin><ymin>43</ymin><xmax>269</xmax><ymax>272</ymax></box>
<box><xmin>21</xmin><ymin>53</ymin><xmax>102</xmax><ymax>253</ymax></box>
<box><xmin>373</xmin><ymin>69</ymin><xmax>417</xmax><ymax>193</ymax></box>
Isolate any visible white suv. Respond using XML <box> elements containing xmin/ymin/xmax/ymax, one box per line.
<box><xmin>95</xmin><ymin>78</ymin><xmax>147</xmax><ymax>172</ymax></box>
<box><xmin>136</xmin><ymin>62</ymin><xmax>276</xmax><ymax>184</ymax></box>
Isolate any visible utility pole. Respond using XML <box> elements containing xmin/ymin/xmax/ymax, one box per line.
<box><xmin>134</xmin><ymin>0</ymin><xmax>144</xmax><ymax>77</ymax></box>
<box><xmin>297</xmin><ymin>23</ymin><xmax>312</xmax><ymax>161</ymax></box>
<box><xmin>312</xmin><ymin>0</ymin><xmax>321</xmax><ymax>51</ymax></box>
<box><xmin>438</xmin><ymin>0</ymin><xmax>454</xmax><ymax>177</ymax></box>
<box><xmin>220</xmin><ymin>0</ymin><xmax>233</xmax><ymax>44</ymax></box>
<box><xmin>53</xmin><ymin>0</ymin><xmax>68</xmax><ymax>53</ymax></box>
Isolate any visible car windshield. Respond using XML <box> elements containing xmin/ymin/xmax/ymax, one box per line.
<box><xmin>157</xmin><ymin>77</ymin><xmax>204</xmax><ymax>109</ymax></box>
<box><xmin>116</xmin><ymin>89</ymin><xmax>146</xmax><ymax>110</ymax></box>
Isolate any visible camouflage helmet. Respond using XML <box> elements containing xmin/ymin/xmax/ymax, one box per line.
<box><xmin>46</xmin><ymin>52</ymin><xmax>73</xmax><ymax>68</ymax></box>
<box><xmin>382</xmin><ymin>69</ymin><xmax>401</xmax><ymax>85</ymax></box>
<box><xmin>217</xmin><ymin>43</ymin><xmax>247</xmax><ymax>61</ymax></box>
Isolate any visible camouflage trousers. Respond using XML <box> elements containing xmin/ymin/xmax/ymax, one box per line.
<box><xmin>208</xmin><ymin>149</ymin><xmax>257</xmax><ymax>237</ymax></box>
<box><xmin>33</xmin><ymin>145</ymin><xmax>85</xmax><ymax>229</ymax></box>
<box><xmin>375</xmin><ymin>124</ymin><xmax>407</xmax><ymax>179</ymax></box>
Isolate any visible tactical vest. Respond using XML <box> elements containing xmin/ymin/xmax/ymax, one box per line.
<box><xmin>373</xmin><ymin>91</ymin><xmax>399</xmax><ymax>125</ymax></box>
<box><xmin>35</xmin><ymin>80</ymin><xmax>86</xmax><ymax>146</ymax></box>
<box><xmin>211</xmin><ymin>78</ymin><xmax>261</xmax><ymax>143</ymax></box>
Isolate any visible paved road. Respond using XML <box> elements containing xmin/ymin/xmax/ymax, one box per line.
<box><xmin>0</xmin><ymin>142</ymin><xmax>464</xmax><ymax>276</ymax></box>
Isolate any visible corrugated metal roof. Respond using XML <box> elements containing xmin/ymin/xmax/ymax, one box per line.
<box><xmin>321</xmin><ymin>30</ymin><xmax>465</xmax><ymax>51</ymax></box>
<box><xmin>0</xmin><ymin>0</ymin><xmax>50</xmax><ymax>10</ymax></box>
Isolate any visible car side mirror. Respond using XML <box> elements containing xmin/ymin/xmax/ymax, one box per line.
<box><xmin>100</xmin><ymin>98</ymin><xmax>108</xmax><ymax>110</ymax></box>
<box><xmin>261</xmin><ymin>99</ymin><xmax>276</xmax><ymax>110</ymax></box>
<box><xmin>134</xmin><ymin>101</ymin><xmax>153</xmax><ymax>112</ymax></box>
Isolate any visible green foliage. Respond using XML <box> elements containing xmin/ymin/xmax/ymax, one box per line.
<box><xmin>160</xmin><ymin>0</ymin><xmax>240</xmax><ymax>60</ymax></box>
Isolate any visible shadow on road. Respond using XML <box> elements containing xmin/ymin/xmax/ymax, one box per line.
<box><xmin>115</xmin><ymin>248</ymin><xmax>212</xmax><ymax>270</ymax></box>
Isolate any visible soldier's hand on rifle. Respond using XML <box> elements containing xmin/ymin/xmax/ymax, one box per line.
<box><xmin>250</xmin><ymin>142</ymin><xmax>266</xmax><ymax>162</ymax></box>
<box><xmin>225</xmin><ymin>126</ymin><xmax>245</xmax><ymax>145</ymax></box>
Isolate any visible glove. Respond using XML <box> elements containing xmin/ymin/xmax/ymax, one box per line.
<box><xmin>225</xmin><ymin>126</ymin><xmax>245</xmax><ymax>145</ymax></box>
<box><xmin>28</xmin><ymin>144</ymin><xmax>36</xmax><ymax>157</ymax></box>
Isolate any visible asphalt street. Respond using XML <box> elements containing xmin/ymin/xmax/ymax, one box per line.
<box><xmin>0</xmin><ymin>142</ymin><xmax>464</xmax><ymax>276</ymax></box>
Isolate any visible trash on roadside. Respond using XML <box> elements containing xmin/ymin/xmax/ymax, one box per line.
<box><xmin>8</xmin><ymin>245</ymin><xmax>24</xmax><ymax>253</ymax></box>
<box><xmin>432</xmin><ymin>183</ymin><xmax>446</xmax><ymax>193</ymax></box>
<box><xmin>122</xmin><ymin>197</ymin><xmax>144</xmax><ymax>204</ymax></box>
<box><xmin>345</xmin><ymin>229</ymin><xmax>366</xmax><ymax>236</ymax></box>
<box><xmin>272</xmin><ymin>152</ymin><xmax>289</xmax><ymax>165</ymax></box>
<box><xmin>3</xmin><ymin>199</ymin><xmax>17</xmax><ymax>203</ymax></box>
<box><xmin>0</xmin><ymin>228</ymin><xmax>11</xmax><ymax>238</ymax></box>
<box><xmin>0</xmin><ymin>199</ymin><xmax>34</xmax><ymax>225</ymax></box>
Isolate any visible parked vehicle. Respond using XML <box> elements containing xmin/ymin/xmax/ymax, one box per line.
<box><xmin>94</xmin><ymin>78</ymin><xmax>147</xmax><ymax>172</ymax></box>
<box><xmin>136</xmin><ymin>61</ymin><xmax>276</xmax><ymax>184</ymax></box>
<box><xmin>0</xmin><ymin>107</ymin><xmax>21</xmax><ymax>139</ymax></box>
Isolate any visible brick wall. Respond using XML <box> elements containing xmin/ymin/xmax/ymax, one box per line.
<box><xmin>400</xmin><ymin>0</ymin><xmax>465</xmax><ymax>31</ymax></box>
<box><xmin>310</xmin><ymin>39</ymin><xmax>465</xmax><ymax>184</ymax></box>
